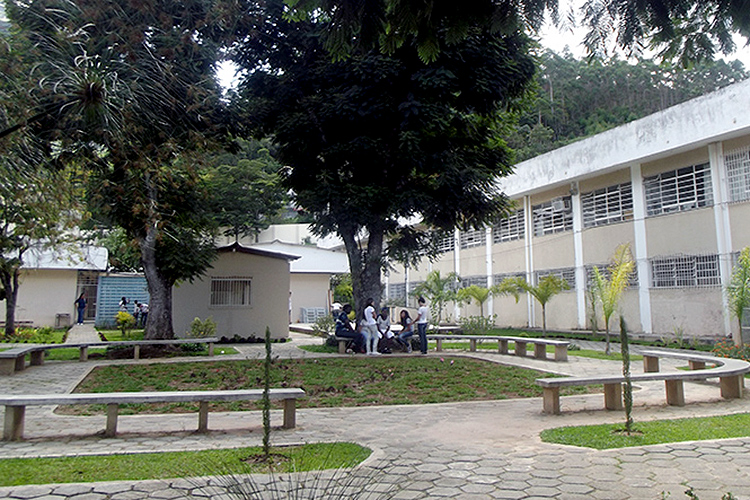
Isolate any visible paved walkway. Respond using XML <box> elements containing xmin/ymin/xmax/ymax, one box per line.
<box><xmin>1</xmin><ymin>330</ymin><xmax>750</xmax><ymax>499</ymax></box>
<box><xmin>64</xmin><ymin>322</ymin><xmax>102</xmax><ymax>344</ymax></box>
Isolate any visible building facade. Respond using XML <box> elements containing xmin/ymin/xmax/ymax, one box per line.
<box><xmin>387</xmin><ymin>78</ymin><xmax>750</xmax><ymax>342</ymax></box>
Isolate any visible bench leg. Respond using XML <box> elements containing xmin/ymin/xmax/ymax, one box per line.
<box><xmin>3</xmin><ymin>405</ymin><xmax>25</xmax><ymax>441</ymax></box>
<box><xmin>688</xmin><ymin>360</ymin><xmax>706</xmax><ymax>370</ymax></box>
<box><xmin>554</xmin><ymin>345</ymin><xmax>568</xmax><ymax>362</ymax></box>
<box><xmin>338</xmin><ymin>339</ymin><xmax>347</xmax><ymax>354</ymax></box>
<box><xmin>604</xmin><ymin>383</ymin><xmax>624</xmax><ymax>410</ymax></box>
<box><xmin>105</xmin><ymin>403</ymin><xmax>119</xmax><ymax>437</ymax></box>
<box><xmin>720</xmin><ymin>375</ymin><xmax>743</xmax><ymax>399</ymax></box>
<box><xmin>498</xmin><ymin>340</ymin><xmax>508</xmax><ymax>354</ymax></box>
<box><xmin>0</xmin><ymin>359</ymin><xmax>15</xmax><ymax>376</ymax></box>
<box><xmin>208</xmin><ymin>343</ymin><xmax>214</xmax><ymax>356</ymax></box>
<box><xmin>469</xmin><ymin>339</ymin><xmax>477</xmax><ymax>352</ymax></box>
<box><xmin>436</xmin><ymin>339</ymin><xmax>443</xmax><ymax>352</ymax></box>
<box><xmin>133</xmin><ymin>345</ymin><xmax>140</xmax><ymax>360</ymax></box>
<box><xmin>14</xmin><ymin>356</ymin><xmax>25</xmax><ymax>373</ymax></box>
<box><xmin>198</xmin><ymin>401</ymin><xmax>209</xmax><ymax>432</ymax></box>
<box><xmin>79</xmin><ymin>346</ymin><xmax>89</xmax><ymax>362</ymax></box>
<box><xmin>515</xmin><ymin>341</ymin><xmax>527</xmax><ymax>357</ymax></box>
<box><xmin>282</xmin><ymin>398</ymin><xmax>297</xmax><ymax>429</ymax></box>
<box><xmin>534</xmin><ymin>343</ymin><xmax>547</xmax><ymax>360</ymax></box>
<box><xmin>30</xmin><ymin>351</ymin><xmax>45</xmax><ymax>366</ymax></box>
<box><xmin>542</xmin><ymin>387</ymin><xmax>560</xmax><ymax>415</ymax></box>
<box><xmin>643</xmin><ymin>355</ymin><xmax>659</xmax><ymax>372</ymax></box>
<box><xmin>665</xmin><ymin>380</ymin><xmax>685</xmax><ymax>406</ymax></box>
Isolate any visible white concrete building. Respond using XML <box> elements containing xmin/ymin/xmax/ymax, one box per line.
<box><xmin>387</xmin><ymin>78</ymin><xmax>750</xmax><ymax>342</ymax></box>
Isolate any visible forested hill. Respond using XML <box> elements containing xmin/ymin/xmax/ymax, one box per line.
<box><xmin>508</xmin><ymin>50</ymin><xmax>748</xmax><ymax>162</ymax></box>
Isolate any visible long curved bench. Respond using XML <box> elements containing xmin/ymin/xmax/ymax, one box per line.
<box><xmin>427</xmin><ymin>335</ymin><xmax>570</xmax><ymax>361</ymax></box>
<box><xmin>536</xmin><ymin>350</ymin><xmax>750</xmax><ymax>414</ymax></box>
<box><xmin>0</xmin><ymin>338</ymin><xmax>220</xmax><ymax>376</ymax></box>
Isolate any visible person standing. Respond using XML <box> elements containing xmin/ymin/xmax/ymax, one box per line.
<box><xmin>132</xmin><ymin>300</ymin><xmax>141</xmax><ymax>326</ymax></box>
<box><xmin>119</xmin><ymin>297</ymin><xmax>129</xmax><ymax>312</ymax></box>
<box><xmin>74</xmin><ymin>293</ymin><xmax>87</xmax><ymax>325</ymax></box>
<box><xmin>361</xmin><ymin>298</ymin><xmax>379</xmax><ymax>355</ymax></box>
<box><xmin>416</xmin><ymin>296</ymin><xmax>429</xmax><ymax>354</ymax></box>
<box><xmin>138</xmin><ymin>302</ymin><xmax>149</xmax><ymax>328</ymax></box>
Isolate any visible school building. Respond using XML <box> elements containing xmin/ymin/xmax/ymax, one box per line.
<box><xmin>386</xmin><ymin>78</ymin><xmax>750</xmax><ymax>342</ymax></box>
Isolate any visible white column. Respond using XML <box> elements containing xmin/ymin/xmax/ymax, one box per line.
<box><xmin>709</xmin><ymin>142</ymin><xmax>733</xmax><ymax>338</ymax></box>
<box><xmin>571</xmin><ymin>182</ymin><xmax>586</xmax><ymax>329</ymax></box>
<box><xmin>630</xmin><ymin>163</ymin><xmax>652</xmax><ymax>334</ymax></box>
<box><xmin>453</xmin><ymin>228</ymin><xmax>461</xmax><ymax>320</ymax></box>
<box><xmin>523</xmin><ymin>196</ymin><xmax>536</xmax><ymax>328</ymax></box>
<box><xmin>486</xmin><ymin>226</ymin><xmax>494</xmax><ymax>318</ymax></box>
<box><xmin>404</xmin><ymin>265</ymin><xmax>410</xmax><ymax>308</ymax></box>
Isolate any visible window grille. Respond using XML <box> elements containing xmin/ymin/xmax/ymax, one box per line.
<box><xmin>460</xmin><ymin>275</ymin><xmax>488</xmax><ymax>288</ymax></box>
<box><xmin>644</xmin><ymin>163</ymin><xmax>713</xmax><ymax>216</ymax></box>
<box><xmin>532</xmin><ymin>197</ymin><xmax>573</xmax><ymax>236</ymax></box>
<box><xmin>493</xmin><ymin>272</ymin><xmax>526</xmax><ymax>285</ymax></box>
<box><xmin>388</xmin><ymin>282</ymin><xmax>406</xmax><ymax>301</ymax></box>
<box><xmin>585</xmin><ymin>264</ymin><xmax>639</xmax><ymax>288</ymax></box>
<box><xmin>436</xmin><ymin>233</ymin><xmax>455</xmax><ymax>253</ymax></box>
<box><xmin>535</xmin><ymin>267</ymin><xmax>576</xmax><ymax>289</ymax></box>
<box><xmin>650</xmin><ymin>254</ymin><xmax>720</xmax><ymax>288</ymax></box>
<box><xmin>460</xmin><ymin>228</ymin><xmax>486</xmax><ymax>249</ymax></box>
<box><xmin>493</xmin><ymin>209</ymin><xmax>525</xmax><ymax>243</ymax></box>
<box><xmin>210</xmin><ymin>277</ymin><xmax>252</xmax><ymax>306</ymax></box>
<box><xmin>724</xmin><ymin>146</ymin><xmax>750</xmax><ymax>203</ymax></box>
<box><xmin>409</xmin><ymin>281</ymin><xmax>423</xmax><ymax>294</ymax></box>
<box><xmin>581</xmin><ymin>183</ymin><xmax>634</xmax><ymax>228</ymax></box>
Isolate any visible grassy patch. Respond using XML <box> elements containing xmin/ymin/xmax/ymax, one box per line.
<box><xmin>568</xmin><ymin>349</ymin><xmax>643</xmax><ymax>362</ymax></box>
<box><xmin>59</xmin><ymin>357</ymin><xmax>591</xmax><ymax>415</ymax></box>
<box><xmin>0</xmin><ymin>442</ymin><xmax>370</xmax><ymax>486</ymax></box>
<box><xmin>541</xmin><ymin>413</ymin><xmax>750</xmax><ymax>449</ymax></box>
<box><xmin>97</xmin><ymin>329</ymin><xmax>144</xmax><ymax>341</ymax></box>
<box><xmin>299</xmin><ymin>344</ymin><xmax>338</xmax><ymax>354</ymax></box>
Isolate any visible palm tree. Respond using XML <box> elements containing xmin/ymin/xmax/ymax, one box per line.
<box><xmin>727</xmin><ymin>247</ymin><xmax>750</xmax><ymax>347</ymax></box>
<box><xmin>411</xmin><ymin>270</ymin><xmax>460</xmax><ymax>324</ymax></box>
<box><xmin>495</xmin><ymin>275</ymin><xmax>569</xmax><ymax>333</ymax></box>
<box><xmin>591</xmin><ymin>243</ymin><xmax>635</xmax><ymax>355</ymax></box>
<box><xmin>457</xmin><ymin>285</ymin><xmax>492</xmax><ymax>317</ymax></box>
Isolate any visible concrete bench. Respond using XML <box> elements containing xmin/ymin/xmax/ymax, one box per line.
<box><xmin>427</xmin><ymin>335</ymin><xmax>569</xmax><ymax>361</ymax></box>
<box><xmin>536</xmin><ymin>350</ymin><xmax>750</xmax><ymax>414</ymax></box>
<box><xmin>0</xmin><ymin>338</ymin><xmax>220</xmax><ymax>376</ymax></box>
<box><xmin>1</xmin><ymin>388</ymin><xmax>305</xmax><ymax>441</ymax></box>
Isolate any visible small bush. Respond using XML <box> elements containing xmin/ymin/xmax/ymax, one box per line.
<box><xmin>312</xmin><ymin>315</ymin><xmax>336</xmax><ymax>337</ymax></box>
<box><xmin>712</xmin><ymin>338</ymin><xmax>750</xmax><ymax>361</ymax></box>
<box><xmin>2</xmin><ymin>327</ymin><xmax>61</xmax><ymax>343</ymax></box>
<box><xmin>180</xmin><ymin>343</ymin><xmax>207</xmax><ymax>353</ymax></box>
<box><xmin>459</xmin><ymin>315</ymin><xmax>497</xmax><ymax>335</ymax></box>
<box><xmin>115</xmin><ymin>311</ymin><xmax>136</xmax><ymax>339</ymax></box>
<box><xmin>189</xmin><ymin>317</ymin><xmax>217</xmax><ymax>338</ymax></box>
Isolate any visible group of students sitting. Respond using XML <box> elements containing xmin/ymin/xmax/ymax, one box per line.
<box><xmin>334</xmin><ymin>297</ymin><xmax>428</xmax><ymax>355</ymax></box>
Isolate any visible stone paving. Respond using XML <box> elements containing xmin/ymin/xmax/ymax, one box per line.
<box><xmin>1</xmin><ymin>328</ymin><xmax>750</xmax><ymax>499</ymax></box>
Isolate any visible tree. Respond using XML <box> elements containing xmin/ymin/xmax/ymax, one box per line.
<box><xmin>591</xmin><ymin>243</ymin><xmax>635</xmax><ymax>355</ymax></box>
<box><xmin>233</xmin><ymin>0</ymin><xmax>535</xmax><ymax>319</ymax></box>
<box><xmin>727</xmin><ymin>246</ymin><xmax>750</xmax><ymax>347</ymax></box>
<box><xmin>412</xmin><ymin>271</ymin><xmax>461</xmax><ymax>325</ymax></box>
<box><xmin>457</xmin><ymin>285</ymin><xmax>492</xmax><ymax>317</ymax></box>
<box><xmin>495</xmin><ymin>275</ymin><xmax>570</xmax><ymax>333</ymax></box>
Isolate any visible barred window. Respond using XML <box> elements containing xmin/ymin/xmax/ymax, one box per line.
<box><xmin>532</xmin><ymin>197</ymin><xmax>573</xmax><ymax>236</ymax></box>
<box><xmin>210</xmin><ymin>277</ymin><xmax>251</xmax><ymax>307</ymax></box>
<box><xmin>388</xmin><ymin>282</ymin><xmax>406</xmax><ymax>301</ymax></box>
<box><xmin>460</xmin><ymin>228</ymin><xmax>486</xmax><ymax>249</ymax></box>
<box><xmin>725</xmin><ymin>147</ymin><xmax>750</xmax><ymax>203</ymax></box>
<box><xmin>581</xmin><ymin>183</ymin><xmax>634</xmax><ymax>228</ymax></box>
<box><xmin>436</xmin><ymin>233</ymin><xmax>455</xmax><ymax>254</ymax></box>
<box><xmin>585</xmin><ymin>264</ymin><xmax>639</xmax><ymax>289</ymax></box>
<box><xmin>644</xmin><ymin>163</ymin><xmax>713</xmax><ymax>216</ymax></box>
<box><xmin>493</xmin><ymin>209</ymin><xmax>525</xmax><ymax>243</ymax></box>
<box><xmin>460</xmin><ymin>275</ymin><xmax>488</xmax><ymax>288</ymax></box>
<box><xmin>409</xmin><ymin>281</ymin><xmax>423</xmax><ymax>294</ymax></box>
<box><xmin>535</xmin><ymin>267</ymin><xmax>576</xmax><ymax>290</ymax></box>
<box><xmin>493</xmin><ymin>272</ymin><xmax>526</xmax><ymax>286</ymax></box>
<box><xmin>650</xmin><ymin>254</ymin><xmax>720</xmax><ymax>288</ymax></box>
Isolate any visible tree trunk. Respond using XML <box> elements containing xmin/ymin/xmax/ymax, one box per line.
<box><xmin>737</xmin><ymin>318</ymin><xmax>745</xmax><ymax>348</ymax></box>
<box><xmin>1</xmin><ymin>266</ymin><xmax>19</xmax><ymax>337</ymax></box>
<box><xmin>541</xmin><ymin>304</ymin><xmax>547</xmax><ymax>334</ymax></box>
<box><xmin>339</xmin><ymin>223</ymin><xmax>384</xmax><ymax>321</ymax></box>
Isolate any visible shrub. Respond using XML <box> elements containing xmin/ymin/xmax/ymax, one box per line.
<box><xmin>312</xmin><ymin>315</ymin><xmax>335</xmax><ymax>337</ymax></box>
<box><xmin>459</xmin><ymin>315</ymin><xmax>497</xmax><ymax>335</ymax></box>
<box><xmin>115</xmin><ymin>311</ymin><xmax>136</xmax><ymax>339</ymax></box>
<box><xmin>189</xmin><ymin>317</ymin><xmax>217</xmax><ymax>338</ymax></box>
<box><xmin>180</xmin><ymin>343</ymin><xmax>207</xmax><ymax>353</ymax></box>
<box><xmin>712</xmin><ymin>338</ymin><xmax>750</xmax><ymax>361</ymax></box>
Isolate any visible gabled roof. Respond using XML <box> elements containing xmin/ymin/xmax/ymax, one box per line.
<box><xmin>22</xmin><ymin>245</ymin><xmax>109</xmax><ymax>271</ymax></box>
<box><xmin>250</xmin><ymin>240</ymin><xmax>349</xmax><ymax>274</ymax></box>
<box><xmin>217</xmin><ymin>241</ymin><xmax>301</xmax><ymax>262</ymax></box>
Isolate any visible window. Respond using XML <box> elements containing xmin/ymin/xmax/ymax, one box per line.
<box><xmin>388</xmin><ymin>282</ymin><xmax>406</xmax><ymax>301</ymax></box>
<box><xmin>644</xmin><ymin>163</ymin><xmax>713</xmax><ymax>216</ymax></box>
<box><xmin>650</xmin><ymin>255</ymin><xmax>720</xmax><ymax>288</ymax></box>
<box><xmin>535</xmin><ymin>267</ymin><xmax>576</xmax><ymax>289</ymax></box>
<box><xmin>460</xmin><ymin>228</ymin><xmax>486</xmax><ymax>249</ymax></box>
<box><xmin>585</xmin><ymin>264</ymin><xmax>639</xmax><ymax>289</ymax></box>
<box><xmin>493</xmin><ymin>209</ymin><xmax>525</xmax><ymax>243</ymax></box>
<box><xmin>210</xmin><ymin>277</ymin><xmax>252</xmax><ymax>307</ymax></box>
<box><xmin>461</xmin><ymin>275</ymin><xmax>488</xmax><ymax>288</ymax></box>
<box><xmin>493</xmin><ymin>272</ymin><xmax>526</xmax><ymax>286</ymax></box>
<box><xmin>436</xmin><ymin>233</ymin><xmax>455</xmax><ymax>254</ymax></box>
<box><xmin>581</xmin><ymin>183</ymin><xmax>634</xmax><ymax>228</ymax></box>
<box><xmin>532</xmin><ymin>197</ymin><xmax>573</xmax><ymax>236</ymax></box>
<box><xmin>725</xmin><ymin>146</ymin><xmax>750</xmax><ymax>202</ymax></box>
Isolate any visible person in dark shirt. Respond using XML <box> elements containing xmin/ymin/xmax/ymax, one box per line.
<box><xmin>335</xmin><ymin>304</ymin><xmax>365</xmax><ymax>353</ymax></box>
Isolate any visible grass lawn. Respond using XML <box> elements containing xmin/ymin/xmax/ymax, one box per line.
<box><xmin>0</xmin><ymin>442</ymin><xmax>371</xmax><ymax>487</ymax></box>
<box><xmin>541</xmin><ymin>413</ymin><xmax>750</xmax><ymax>449</ymax></box>
<box><xmin>35</xmin><ymin>346</ymin><xmax>238</xmax><ymax>362</ymax></box>
<box><xmin>58</xmin><ymin>356</ymin><xmax>591</xmax><ymax>416</ymax></box>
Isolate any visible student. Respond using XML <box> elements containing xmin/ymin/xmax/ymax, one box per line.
<box><xmin>74</xmin><ymin>293</ymin><xmax>86</xmax><ymax>325</ymax></box>
<box><xmin>133</xmin><ymin>300</ymin><xmax>141</xmax><ymax>326</ymax></box>
<box><xmin>119</xmin><ymin>297</ymin><xmax>129</xmax><ymax>312</ymax></box>
<box><xmin>360</xmin><ymin>298</ymin><xmax>380</xmax><ymax>355</ymax></box>
<box><xmin>398</xmin><ymin>310</ymin><xmax>415</xmax><ymax>353</ymax></box>
<box><xmin>416</xmin><ymin>297</ymin><xmax>429</xmax><ymax>354</ymax></box>
<box><xmin>335</xmin><ymin>304</ymin><xmax>365</xmax><ymax>353</ymax></box>
<box><xmin>138</xmin><ymin>302</ymin><xmax>149</xmax><ymax>328</ymax></box>
<box><xmin>376</xmin><ymin>307</ymin><xmax>394</xmax><ymax>354</ymax></box>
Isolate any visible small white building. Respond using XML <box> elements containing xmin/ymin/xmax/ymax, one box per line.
<box><xmin>172</xmin><ymin>242</ymin><xmax>299</xmax><ymax>340</ymax></box>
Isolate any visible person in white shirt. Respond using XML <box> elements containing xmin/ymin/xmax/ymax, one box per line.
<box><xmin>360</xmin><ymin>298</ymin><xmax>379</xmax><ymax>355</ymax></box>
<box><xmin>376</xmin><ymin>307</ymin><xmax>394</xmax><ymax>354</ymax></box>
<box><xmin>416</xmin><ymin>296</ymin><xmax>429</xmax><ymax>354</ymax></box>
